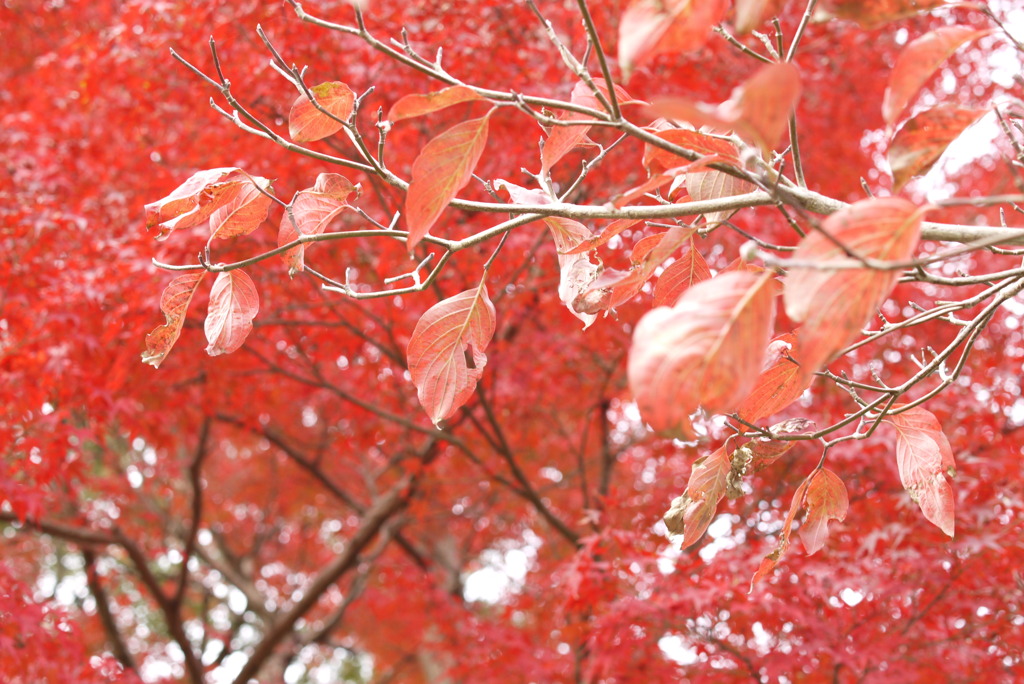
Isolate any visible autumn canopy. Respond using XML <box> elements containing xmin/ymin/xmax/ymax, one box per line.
<box><xmin>3</xmin><ymin>0</ymin><xmax>1024</xmax><ymax>682</ymax></box>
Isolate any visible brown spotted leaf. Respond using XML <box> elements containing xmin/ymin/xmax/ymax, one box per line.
<box><xmin>142</xmin><ymin>271</ymin><xmax>207</xmax><ymax>368</ymax></box>
<box><xmin>408</xmin><ymin>284</ymin><xmax>497</xmax><ymax>426</ymax></box>
<box><xmin>289</xmin><ymin>81</ymin><xmax>356</xmax><ymax>142</ymax></box>
<box><xmin>208</xmin><ymin>176</ymin><xmax>274</xmax><ymax>242</ymax></box>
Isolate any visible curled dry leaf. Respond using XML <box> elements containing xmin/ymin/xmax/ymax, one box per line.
<box><xmin>654</xmin><ymin>62</ymin><xmax>801</xmax><ymax>153</ymax></box>
<box><xmin>205</xmin><ymin>270</ymin><xmax>259</xmax><ymax>357</ymax></box>
<box><xmin>663</xmin><ymin>445</ymin><xmax>730</xmax><ymax>547</ymax></box>
<box><xmin>208</xmin><ymin>176</ymin><xmax>274</xmax><ymax>242</ymax></box>
<box><xmin>408</xmin><ymin>284</ymin><xmax>496</xmax><ymax>426</ymax></box>
<box><xmin>629</xmin><ymin>271</ymin><xmax>776</xmax><ymax>436</ymax></box>
<box><xmin>406</xmin><ymin>111</ymin><xmax>493</xmax><ymax>249</ymax></box>
<box><xmin>750</xmin><ymin>477</ymin><xmax>808</xmax><ymax>590</ymax></box>
<box><xmin>886</xmin><ymin>406</ymin><xmax>956</xmax><ymax>537</ymax></box>
<box><xmin>387</xmin><ymin>85</ymin><xmax>484</xmax><ymax>122</ymax></box>
<box><xmin>141</xmin><ymin>271</ymin><xmax>206</xmax><ymax>368</ymax></box>
<box><xmin>288</xmin><ymin>81</ymin><xmax>356</xmax><ymax>142</ymax></box>
<box><xmin>494</xmin><ymin>180</ymin><xmax>601</xmax><ymax>327</ymax></box>
<box><xmin>278</xmin><ymin>173</ymin><xmax>360</xmax><ymax>276</ymax></box>
<box><xmin>618</xmin><ymin>0</ymin><xmax>729</xmax><ymax>78</ymax></box>
<box><xmin>144</xmin><ymin>167</ymin><xmax>250</xmax><ymax>240</ymax></box>
<box><xmin>783</xmin><ymin>198</ymin><xmax>923</xmax><ymax>374</ymax></box>
<box><xmin>883</xmin><ymin>26</ymin><xmax>991</xmax><ymax>126</ymax></box>
<box><xmin>888</xmin><ymin>106</ymin><xmax>986</xmax><ymax>192</ymax></box>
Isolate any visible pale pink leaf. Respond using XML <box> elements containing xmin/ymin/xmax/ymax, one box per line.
<box><xmin>883</xmin><ymin>27</ymin><xmax>991</xmax><ymax>125</ymax></box>
<box><xmin>209</xmin><ymin>176</ymin><xmax>274</xmax><ymax>241</ymax></box>
<box><xmin>663</xmin><ymin>445</ymin><xmax>731</xmax><ymax>547</ymax></box>
<box><xmin>783</xmin><ymin>198</ymin><xmax>923</xmax><ymax>373</ymax></box>
<box><xmin>629</xmin><ymin>271</ymin><xmax>776</xmax><ymax>436</ymax></box>
<box><xmin>406</xmin><ymin>112</ymin><xmax>493</xmax><ymax>248</ymax></box>
<box><xmin>278</xmin><ymin>173</ymin><xmax>360</xmax><ymax>276</ymax></box>
<box><xmin>408</xmin><ymin>284</ymin><xmax>497</xmax><ymax>426</ymax></box>
<box><xmin>798</xmin><ymin>468</ymin><xmax>849</xmax><ymax>555</ymax></box>
<box><xmin>886</xmin><ymin>406</ymin><xmax>956</xmax><ymax>537</ymax></box>
<box><xmin>289</xmin><ymin>81</ymin><xmax>356</xmax><ymax>142</ymax></box>
<box><xmin>204</xmin><ymin>270</ymin><xmax>260</xmax><ymax>357</ymax></box>
<box><xmin>387</xmin><ymin>86</ymin><xmax>485</xmax><ymax>122</ymax></box>
<box><xmin>142</xmin><ymin>271</ymin><xmax>206</xmax><ymax>368</ymax></box>
<box><xmin>733</xmin><ymin>0</ymin><xmax>789</xmax><ymax>34</ymax></box>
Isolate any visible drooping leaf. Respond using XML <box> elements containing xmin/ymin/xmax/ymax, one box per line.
<box><xmin>654</xmin><ymin>62</ymin><xmax>802</xmax><ymax>153</ymax></box>
<box><xmin>663</xmin><ymin>445</ymin><xmax>730</xmax><ymax>547</ymax></box>
<box><xmin>618</xmin><ymin>0</ymin><xmax>730</xmax><ymax>78</ymax></box>
<box><xmin>733</xmin><ymin>0</ymin><xmax>789</xmax><ymax>34</ymax></box>
<box><xmin>141</xmin><ymin>271</ymin><xmax>206</xmax><ymax>368</ymax></box>
<box><xmin>204</xmin><ymin>270</ymin><xmax>260</xmax><ymax>357</ymax></box>
<box><xmin>652</xmin><ymin>239</ymin><xmax>711</xmax><ymax>306</ymax></box>
<box><xmin>737</xmin><ymin>332</ymin><xmax>811</xmax><ymax>424</ymax></box>
<box><xmin>750</xmin><ymin>477</ymin><xmax>808</xmax><ymax>590</ymax></box>
<box><xmin>886</xmin><ymin>406</ymin><xmax>956</xmax><ymax>537</ymax></box>
<box><xmin>408</xmin><ymin>284</ymin><xmax>497</xmax><ymax>425</ymax></box>
<box><xmin>888</xmin><ymin>106</ymin><xmax>986</xmax><ymax>192</ymax></box>
<box><xmin>817</xmin><ymin>0</ymin><xmax>959</xmax><ymax>28</ymax></box>
<box><xmin>288</xmin><ymin>81</ymin><xmax>356</xmax><ymax>142</ymax></box>
<box><xmin>387</xmin><ymin>86</ymin><xmax>485</xmax><ymax>122</ymax></box>
<box><xmin>629</xmin><ymin>271</ymin><xmax>777</xmax><ymax>436</ymax></box>
<box><xmin>783</xmin><ymin>198</ymin><xmax>923</xmax><ymax>373</ymax></box>
<box><xmin>144</xmin><ymin>167</ymin><xmax>250</xmax><ymax>239</ymax></box>
<box><xmin>406</xmin><ymin>111</ymin><xmax>493</xmax><ymax>248</ymax></box>
<box><xmin>883</xmin><ymin>26</ymin><xmax>991</xmax><ymax>125</ymax></box>
<box><xmin>686</xmin><ymin>163</ymin><xmax>755</xmax><ymax>224</ymax></box>
<box><xmin>798</xmin><ymin>468</ymin><xmax>849</xmax><ymax>554</ymax></box>
<box><xmin>278</xmin><ymin>173</ymin><xmax>360</xmax><ymax>276</ymax></box>
<box><xmin>562</xmin><ymin>218</ymin><xmax>643</xmax><ymax>255</ymax></box>
<box><xmin>208</xmin><ymin>176</ymin><xmax>274</xmax><ymax>242</ymax></box>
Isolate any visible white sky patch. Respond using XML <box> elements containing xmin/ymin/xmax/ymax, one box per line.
<box><xmin>463</xmin><ymin>530</ymin><xmax>542</xmax><ymax>603</ymax></box>
<box><xmin>659</xmin><ymin>633</ymin><xmax>700</xmax><ymax>666</ymax></box>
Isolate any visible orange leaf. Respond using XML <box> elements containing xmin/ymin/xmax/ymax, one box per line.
<box><xmin>406</xmin><ymin>112</ymin><xmax>493</xmax><ymax>248</ymax></box>
<box><xmin>643</xmin><ymin>127</ymin><xmax>740</xmax><ymax>175</ymax></box>
<box><xmin>408</xmin><ymin>284</ymin><xmax>497</xmax><ymax>426</ymax></box>
<box><xmin>288</xmin><ymin>81</ymin><xmax>356</xmax><ymax>142</ymax></box>
<box><xmin>278</xmin><ymin>173</ymin><xmax>359</xmax><ymax>276</ymax></box>
<box><xmin>737</xmin><ymin>332</ymin><xmax>810</xmax><ymax>424</ymax></box>
<box><xmin>618</xmin><ymin>0</ymin><xmax>729</xmax><ymax>78</ymax></box>
<box><xmin>562</xmin><ymin>218</ymin><xmax>643</xmax><ymax>255</ymax></box>
<box><xmin>652</xmin><ymin>239</ymin><xmax>711</xmax><ymax>306</ymax></box>
<box><xmin>883</xmin><ymin>26</ymin><xmax>991</xmax><ymax>125</ymax></box>
<box><xmin>799</xmin><ymin>468</ymin><xmax>849</xmax><ymax>555</ymax></box>
<box><xmin>209</xmin><ymin>176</ymin><xmax>274</xmax><ymax>242</ymax></box>
<box><xmin>663</xmin><ymin>445</ymin><xmax>731</xmax><ymax>547</ymax></box>
<box><xmin>818</xmin><ymin>0</ymin><xmax>961</xmax><ymax>28</ymax></box>
<box><xmin>888</xmin><ymin>106</ymin><xmax>986</xmax><ymax>192</ymax></box>
<box><xmin>205</xmin><ymin>270</ymin><xmax>259</xmax><ymax>357</ymax></box>
<box><xmin>629</xmin><ymin>271</ymin><xmax>777</xmax><ymax>435</ymax></box>
<box><xmin>654</xmin><ymin>62</ymin><xmax>801</xmax><ymax>153</ymax></box>
<box><xmin>141</xmin><ymin>271</ymin><xmax>206</xmax><ymax>368</ymax></box>
<box><xmin>783</xmin><ymin>198</ymin><xmax>923</xmax><ymax>373</ymax></box>
<box><xmin>387</xmin><ymin>85</ymin><xmax>485</xmax><ymax>122</ymax></box>
<box><xmin>886</xmin><ymin>406</ymin><xmax>956</xmax><ymax>537</ymax></box>
<box><xmin>144</xmin><ymin>167</ymin><xmax>250</xmax><ymax>240</ymax></box>
<box><xmin>541</xmin><ymin>113</ymin><xmax>594</xmax><ymax>177</ymax></box>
